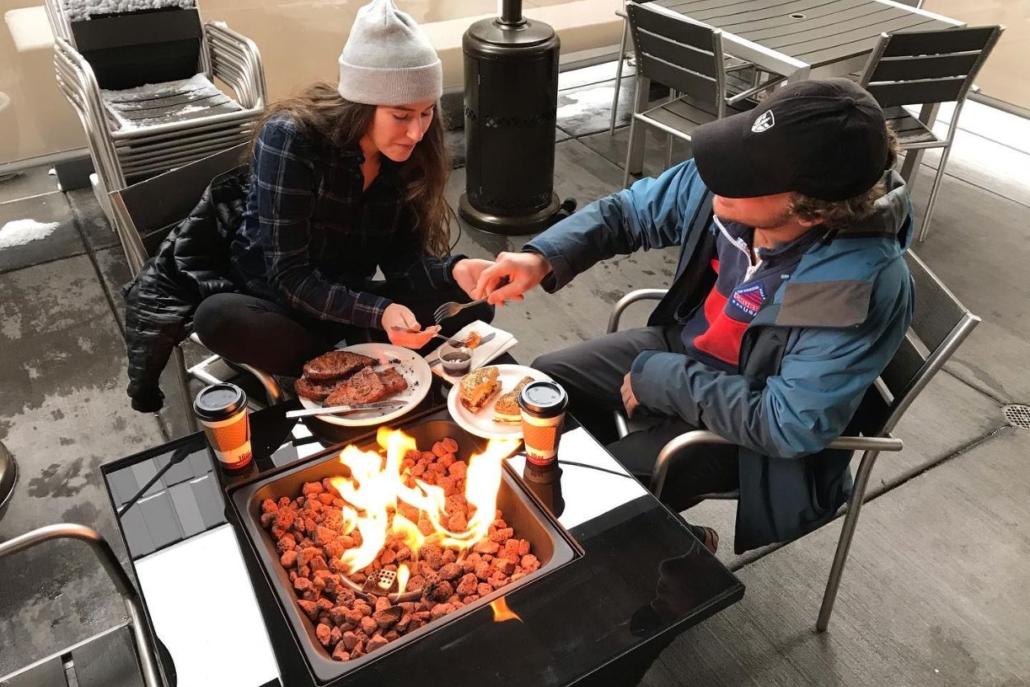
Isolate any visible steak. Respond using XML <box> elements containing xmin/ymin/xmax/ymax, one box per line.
<box><xmin>303</xmin><ymin>351</ymin><xmax>376</xmax><ymax>382</ymax></box>
<box><xmin>294</xmin><ymin>377</ymin><xmax>340</xmax><ymax>402</ymax></box>
<box><xmin>325</xmin><ymin>367</ymin><xmax>387</xmax><ymax>406</ymax></box>
<box><xmin>377</xmin><ymin>367</ymin><xmax>408</xmax><ymax>395</ymax></box>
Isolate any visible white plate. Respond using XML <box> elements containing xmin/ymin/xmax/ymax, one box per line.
<box><xmin>446</xmin><ymin>364</ymin><xmax>552</xmax><ymax>440</ymax></box>
<box><xmin>298</xmin><ymin>343</ymin><xmax>432</xmax><ymax>427</ymax></box>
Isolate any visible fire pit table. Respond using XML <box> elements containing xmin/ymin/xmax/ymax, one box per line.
<box><xmin>102</xmin><ymin>367</ymin><xmax>743</xmax><ymax>686</ymax></box>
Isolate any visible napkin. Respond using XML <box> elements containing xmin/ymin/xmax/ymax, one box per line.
<box><xmin>426</xmin><ymin>320</ymin><xmax>517</xmax><ymax>384</ymax></box>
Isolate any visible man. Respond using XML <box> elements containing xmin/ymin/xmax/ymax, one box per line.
<box><xmin>474</xmin><ymin>79</ymin><xmax>915</xmax><ymax>554</ymax></box>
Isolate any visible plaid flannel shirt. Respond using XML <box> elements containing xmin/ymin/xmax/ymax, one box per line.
<box><xmin>233</xmin><ymin>115</ymin><xmax>462</xmax><ymax>330</ymax></box>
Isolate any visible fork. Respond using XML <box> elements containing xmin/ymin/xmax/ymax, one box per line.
<box><xmin>432</xmin><ymin>298</ymin><xmax>488</xmax><ymax>325</ymax></box>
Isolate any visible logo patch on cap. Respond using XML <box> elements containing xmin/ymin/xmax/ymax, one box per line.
<box><xmin>751</xmin><ymin>110</ymin><xmax>775</xmax><ymax>133</ymax></box>
<box><xmin>730</xmin><ymin>283</ymin><xmax>766</xmax><ymax>316</ymax></box>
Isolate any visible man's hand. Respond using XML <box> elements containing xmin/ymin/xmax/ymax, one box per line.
<box><xmin>451</xmin><ymin>258</ymin><xmax>494</xmax><ymax>300</ymax></box>
<box><xmin>621</xmin><ymin>372</ymin><xmax>641</xmax><ymax>418</ymax></box>
<box><xmin>381</xmin><ymin>303</ymin><xmax>440</xmax><ymax>349</ymax></box>
<box><xmin>473</xmin><ymin>251</ymin><xmax>552</xmax><ymax>306</ymax></box>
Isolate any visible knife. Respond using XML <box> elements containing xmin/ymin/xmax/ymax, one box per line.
<box><xmin>425</xmin><ymin>331</ymin><xmax>498</xmax><ymax>366</ymax></box>
<box><xmin>286</xmin><ymin>401</ymin><xmax>406</xmax><ymax>419</ymax></box>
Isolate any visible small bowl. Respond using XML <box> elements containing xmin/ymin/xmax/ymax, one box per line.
<box><xmin>438</xmin><ymin>342</ymin><xmax>472</xmax><ymax>376</ymax></box>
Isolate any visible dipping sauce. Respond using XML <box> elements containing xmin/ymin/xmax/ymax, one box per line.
<box><xmin>440</xmin><ymin>348</ymin><xmax>472</xmax><ymax>375</ymax></box>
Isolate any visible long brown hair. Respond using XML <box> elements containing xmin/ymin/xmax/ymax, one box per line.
<box><xmin>251</xmin><ymin>82</ymin><xmax>452</xmax><ymax>256</ymax></box>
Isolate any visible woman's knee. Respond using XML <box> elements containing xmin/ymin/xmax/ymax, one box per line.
<box><xmin>193</xmin><ymin>293</ymin><xmax>242</xmax><ymax>348</ymax></box>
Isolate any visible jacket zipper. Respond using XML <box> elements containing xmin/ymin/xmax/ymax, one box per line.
<box><xmin>714</xmin><ymin>216</ymin><xmax>762</xmax><ymax>282</ymax></box>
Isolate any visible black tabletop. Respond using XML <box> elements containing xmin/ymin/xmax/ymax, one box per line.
<box><xmin>103</xmin><ymin>369</ymin><xmax>744</xmax><ymax>686</ymax></box>
<box><xmin>654</xmin><ymin>0</ymin><xmax>959</xmax><ymax>69</ymax></box>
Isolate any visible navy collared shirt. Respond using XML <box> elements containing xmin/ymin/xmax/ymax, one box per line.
<box><xmin>680</xmin><ymin>219</ymin><xmax>823</xmax><ymax>371</ymax></box>
<box><xmin>232</xmin><ymin>114</ymin><xmax>462</xmax><ymax>330</ymax></box>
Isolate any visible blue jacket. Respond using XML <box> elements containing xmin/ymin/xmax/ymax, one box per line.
<box><xmin>526</xmin><ymin>160</ymin><xmax>914</xmax><ymax>552</ymax></box>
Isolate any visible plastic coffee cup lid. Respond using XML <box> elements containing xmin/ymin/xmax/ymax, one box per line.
<box><xmin>518</xmin><ymin>381</ymin><xmax>568</xmax><ymax>417</ymax></box>
<box><xmin>193</xmin><ymin>383</ymin><xmax>247</xmax><ymax>421</ymax></box>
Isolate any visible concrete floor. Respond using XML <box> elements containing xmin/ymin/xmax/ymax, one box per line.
<box><xmin>1</xmin><ymin>62</ymin><xmax>1029</xmax><ymax>685</ymax></box>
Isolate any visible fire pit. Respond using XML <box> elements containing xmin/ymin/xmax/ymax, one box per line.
<box><xmin>231</xmin><ymin>419</ymin><xmax>577</xmax><ymax>684</ymax></box>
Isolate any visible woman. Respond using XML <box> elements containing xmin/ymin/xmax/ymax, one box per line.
<box><xmin>194</xmin><ymin>0</ymin><xmax>492</xmax><ymax>376</ymax></box>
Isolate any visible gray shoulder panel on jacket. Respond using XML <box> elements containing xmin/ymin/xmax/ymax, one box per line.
<box><xmin>776</xmin><ymin>280</ymin><xmax>873</xmax><ymax>328</ymax></box>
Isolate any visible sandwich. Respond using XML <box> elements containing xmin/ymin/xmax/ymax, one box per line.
<box><xmin>459</xmin><ymin>366</ymin><xmax>501</xmax><ymax>413</ymax></box>
<box><xmin>493</xmin><ymin>376</ymin><xmax>534</xmax><ymax>425</ymax></box>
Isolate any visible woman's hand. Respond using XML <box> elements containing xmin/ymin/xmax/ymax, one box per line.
<box><xmin>382</xmin><ymin>303</ymin><xmax>440</xmax><ymax>349</ymax></box>
<box><xmin>451</xmin><ymin>258</ymin><xmax>494</xmax><ymax>299</ymax></box>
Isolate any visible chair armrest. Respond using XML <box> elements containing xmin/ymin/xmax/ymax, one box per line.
<box><xmin>53</xmin><ymin>37</ymin><xmax>125</xmax><ymax>187</ymax></box>
<box><xmin>726</xmin><ymin>73</ymin><xmax>787</xmax><ymax>105</ymax></box>
<box><xmin>607</xmin><ymin>288</ymin><xmax>669</xmax><ymax>334</ymax></box>
<box><xmin>205</xmin><ymin>21</ymin><xmax>267</xmax><ymax>109</ymax></box>
<box><xmin>649</xmin><ymin>430</ymin><xmax>903</xmax><ymax>497</ymax></box>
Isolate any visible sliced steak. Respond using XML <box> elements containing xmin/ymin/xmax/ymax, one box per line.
<box><xmin>294</xmin><ymin>376</ymin><xmax>340</xmax><ymax>402</ymax></box>
<box><xmin>377</xmin><ymin>367</ymin><xmax>408</xmax><ymax>395</ymax></box>
<box><xmin>303</xmin><ymin>351</ymin><xmax>376</xmax><ymax>382</ymax></box>
<box><xmin>325</xmin><ymin>367</ymin><xmax>387</xmax><ymax>406</ymax></box>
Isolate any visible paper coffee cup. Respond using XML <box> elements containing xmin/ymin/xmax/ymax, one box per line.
<box><xmin>518</xmin><ymin>381</ymin><xmax>568</xmax><ymax>466</ymax></box>
<box><xmin>193</xmin><ymin>383</ymin><xmax>252</xmax><ymax>470</ymax></box>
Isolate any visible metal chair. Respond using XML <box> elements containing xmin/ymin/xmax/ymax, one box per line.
<box><xmin>45</xmin><ymin>0</ymin><xmax>266</xmax><ymax>226</ymax></box>
<box><xmin>608</xmin><ymin>250</ymin><xmax>980</xmax><ymax>630</ymax></box>
<box><xmin>609</xmin><ymin>0</ymin><xmax>758</xmax><ymax>136</ymax></box>
<box><xmin>622</xmin><ymin>2</ymin><xmax>783</xmax><ymax>186</ymax></box>
<box><xmin>858</xmin><ymin>25</ymin><xmax>1004</xmax><ymax>242</ymax></box>
<box><xmin>109</xmin><ymin>143</ymin><xmax>282</xmax><ymax>432</ymax></box>
<box><xmin>0</xmin><ymin>525</ymin><xmax>164</xmax><ymax>686</ymax></box>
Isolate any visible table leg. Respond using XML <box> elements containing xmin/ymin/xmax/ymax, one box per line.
<box><xmin>627</xmin><ymin>75</ymin><xmax>650</xmax><ymax>177</ymax></box>
<box><xmin>899</xmin><ymin>102</ymin><xmax>940</xmax><ymax>190</ymax></box>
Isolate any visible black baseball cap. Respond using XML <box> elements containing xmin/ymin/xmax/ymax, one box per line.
<box><xmin>691</xmin><ymin>78</ymin><xmax>890</xmax><ymax>201</ymax></box>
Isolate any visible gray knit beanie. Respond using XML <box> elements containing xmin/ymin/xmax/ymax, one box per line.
<box><xmin>338</xmin><ymin>0</ymin><xmax>443</xmax><ymax>106</ymax></box>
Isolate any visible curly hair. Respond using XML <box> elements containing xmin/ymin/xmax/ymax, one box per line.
<box><xmin>251</xmin><ymin>82</ymin><xmax>452</xmax><ymax>257</ymax></box>
<box><xmin>789</xmin><ymin>123</ymin><xmax>901</xmax><ymax>227</ymax></box>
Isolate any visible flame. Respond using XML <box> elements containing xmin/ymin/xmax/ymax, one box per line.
<box><xmin>397</xmin><ymin>564</ymin><xmax>411</xmax><ymax>595</ymax></box>
<box><xmin>490</xmin><ymin>598</ymin><xmax>522</xmax><ymax>623</ymax></box>
<box><xmin>327</xmin><ymin>428</ymin><xmax>519</xmax><ymax>577</ymax></box>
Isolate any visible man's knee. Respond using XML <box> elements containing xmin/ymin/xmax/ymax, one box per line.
<box><xmin>532</xmin><ymin>349</ymin><xmax>571</xmax><ymax>381</ymax></box>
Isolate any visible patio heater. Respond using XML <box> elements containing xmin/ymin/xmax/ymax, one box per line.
<box><xmin>459</xmin><ymin>0</ymin><xmax>573</xmax><ymax>235</ymax></box>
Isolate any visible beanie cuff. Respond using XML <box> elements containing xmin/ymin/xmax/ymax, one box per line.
<box><xmin>337</xmin><ymin>59</ymin><xmax>443</xmax><ymax>106</ymax></box>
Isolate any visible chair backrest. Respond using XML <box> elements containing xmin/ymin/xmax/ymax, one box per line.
<box><xmin>626</xmin><ymin>2</ymin><xmax>726</xmax><ymax>115</ymax></box>
<box><xmin>45</xmin><ymin>0</ymin><xmax>206</xmax><ymax>90</ymax></box>
<box><xmin>858</xmin><ymin>25</ymin><xmax>1004</xmax><ymax>108</ymax></box>
<box><xmin>108</xmin><ymin>142</ymin><xmax>250</xmax><ymax>276</ymax></box>
<box><xmin>854</xmin><ymin>250</ymin><xmax>980</xmax><ymax>436</ymax></box>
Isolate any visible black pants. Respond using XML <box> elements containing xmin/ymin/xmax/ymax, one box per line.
<box><xmin>532</xmin><ymin>326</ymin><xmax>739</xmax><ymax>512</ymax></box>
<box><xmin>193</xmin><ymin>282</ymin><xmax>493</xmax><ymax>377</ymax></box>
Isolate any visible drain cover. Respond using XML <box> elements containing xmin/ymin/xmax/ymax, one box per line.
<box><xmin>1003</xmin><ymin>404</ymin><xmax>1030</xmax><ymax>429</ymax></box>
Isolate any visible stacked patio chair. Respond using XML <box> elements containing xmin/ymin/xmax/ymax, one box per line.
<box><xmin>44</xmin><ymin>0</ymin><xmax>266</xmax><ymax>223</ymax></box>
<box><xmin>607</xmin><ymin>250</ymin><xmax>980</xmax><ymax>630</ymax></box>
<box><xmin>858</xmin><ymin>25</ymin><xmax>1004</xmax><ymax>241</ymax></box>
<box><xmin>622</xmin><ymin>1</ymin><xmax>784</xmax><ymax>186</ymax></box>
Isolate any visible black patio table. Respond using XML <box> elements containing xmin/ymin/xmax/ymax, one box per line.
<box><xmin>102</xmin><ymin>361</ymin><xmax>743</xmax><ymax>686</ymax></box>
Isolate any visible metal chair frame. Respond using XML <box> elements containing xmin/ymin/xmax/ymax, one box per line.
<box><xmin>609</xmin><ymin>0</ymin><xmax>760</xmax><ymax>137</ymax></box>
<box><xmin>0</xmin><ymin>525</ymin><xmax>164</xmax><ymax>686</ymax></box>
<box><xmin>858</xmin><ymin>25</ymin><xmax>1004</xmax><ymax>241</ymax></box>
<box><xmin>622</xmin><ymin>2</ymin><xmax>784</xmax><ymax>186</ymax></box>
<box><xmin>607</xmin><ymin>251</ymin><xmax>980</xmax><ymax>631</ymax></box>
